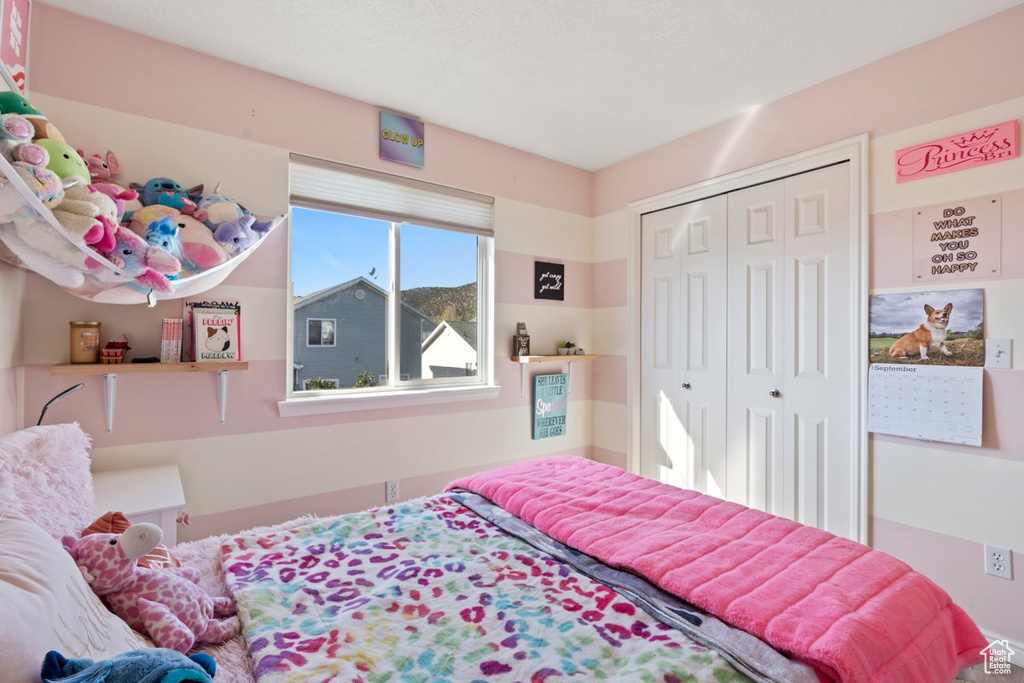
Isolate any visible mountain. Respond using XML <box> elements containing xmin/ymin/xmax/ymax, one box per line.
<box><xmin>402</xmin><ymin>282</ymin><xmax>477</xmax><ymax>323</ymax></box>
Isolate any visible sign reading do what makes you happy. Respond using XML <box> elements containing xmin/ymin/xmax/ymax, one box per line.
<box><xmin>912</xmin><ymin>194</ymin><xmax>1001</xmax><ymax>283</ymax></box>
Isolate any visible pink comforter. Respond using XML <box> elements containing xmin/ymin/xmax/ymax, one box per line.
<box><xmin>447</xmin><ymin>457</ymin><xmax>985</xmax><ymax>682</ymax></box>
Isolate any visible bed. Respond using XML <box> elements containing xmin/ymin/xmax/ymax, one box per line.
<box><xmin>0</xmin><ymin>424</ymin><xmax>987</xmax><ymax>683</ymax></box>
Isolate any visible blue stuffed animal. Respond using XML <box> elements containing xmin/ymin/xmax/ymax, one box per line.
<box><xmin>130</xmin><ymin>177</ymin><xmax>208</xmax><ymax>222</ymax></box>
<box><xmin>40</xmin><ymin>648</ymin><xmax>215</xmax><ymax>683</ymax></box>
<box><xmin>144</xmin><ymin>215</ymin><xmax>184</xmax><ymax>279</ymax></box>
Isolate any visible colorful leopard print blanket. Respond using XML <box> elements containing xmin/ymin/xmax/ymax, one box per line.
<box><xmin>222</xmin><ymin>496</ymin><xmax>766</xmax><ymax>682</ymax></box>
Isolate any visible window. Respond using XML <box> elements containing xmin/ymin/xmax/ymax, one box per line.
<box><xmin>306</xmin><ymin>318</ymin><xmax>336</xmax><ymax>347</ymax></box>
<box><xmin>286</xmin><ymin>155</ymin><xmax>495</xmax><ymax>409</ymax></box>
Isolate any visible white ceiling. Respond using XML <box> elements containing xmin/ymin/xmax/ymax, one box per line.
<box><xmin>41</xmin><ymin>0</ymin><xmax>1024</xmax><ymax>170</ymax></box>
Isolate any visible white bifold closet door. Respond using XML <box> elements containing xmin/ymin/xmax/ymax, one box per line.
<box><xmin>640</xmin><ymin>196</ymin><xmax>728</xmax><ymax>493</ymax></box>
<box><xmin>641</xmin><ymin>162</ymin><xmax>854</xmax><ymax>539</ymax></box>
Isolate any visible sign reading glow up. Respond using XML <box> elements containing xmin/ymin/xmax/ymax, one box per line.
<box><xmin>380</xmin><ymin>111</ymin><xmax>425</xmax><ymax>169</ymax></box>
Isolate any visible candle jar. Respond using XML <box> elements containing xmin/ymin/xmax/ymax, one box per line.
<box><xmin>69</xmin><ymin>321</ymin><xmax>101</xmax><ymax>364</ymax></box>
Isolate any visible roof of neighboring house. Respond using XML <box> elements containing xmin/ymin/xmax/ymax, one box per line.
<box><xmin>421</xmin><ymin>320</ymin><xmax>478</xmax><ymax>353</ymax></box>
<box><xmin>294</xmin><ymin>276</ymin><xmax>433</xmax><ymax>323</ymax></box>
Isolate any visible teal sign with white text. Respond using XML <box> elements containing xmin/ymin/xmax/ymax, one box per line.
<box><xmin>380</xmin><ymin>111</ymin><xmax>425</xmax><ymax>168</ymax></box>
<box><xmin>533</xmin><ymin>373</ymin><xmax>567</xmax><ymax>439</ymax></box>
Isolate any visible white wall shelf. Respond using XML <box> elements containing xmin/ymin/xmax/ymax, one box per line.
<box><xmin>511</xmin><ymin>354</ymin><xmax>595</xmax><ymax>398</ymax></box>
<box><xmin>52</xmin><ymin>361</ymin><xmax>248</xmax><ymax>432</ymax></box>
<box><xmin>0</xmin><ymin>154</ymin><xmax>284</xmax><ymax>306</ymax></box>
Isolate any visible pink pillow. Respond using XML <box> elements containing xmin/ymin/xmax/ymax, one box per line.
<box><xmin>0</xmin><ymin>423</ymin><xmax>95</xmax><ymax>539</ymax></box>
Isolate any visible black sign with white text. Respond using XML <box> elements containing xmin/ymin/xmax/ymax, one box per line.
<box><xmin>534</xmin><ymin>261</ymin><xmax>565</xmax><ymax>300</ymax></box>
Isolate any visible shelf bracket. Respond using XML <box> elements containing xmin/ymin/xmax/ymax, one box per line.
<box><xmin>217</xmin><ymin>371</ymin><xmax>229</xmax><ymax>424</ymax></box>
<box><xmin>103</xmin><ymin>373</ymin><xmax>117</xmax><ymax>433</ymax></box>
<box><xmin>518</xmin><ymin>359</ymin><xmax>580</xmax><ymax>399</ymax></box>
<box><xmin>146</xmin><ymin>289</ymin><xmax>157</xmax><ymax>308</ymax></box>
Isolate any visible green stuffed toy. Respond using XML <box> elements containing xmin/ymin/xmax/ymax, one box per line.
<box><xmin>0</xmin><ymin>91</ymin><xmax>65</xmax><ymax>141</ymax></box>
<box><xmin>36</xmin><ymin>139</ymin><xmax>90</xmax><ymax>183</ymax></box>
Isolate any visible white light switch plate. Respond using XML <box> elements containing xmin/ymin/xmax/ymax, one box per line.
<box><xmin>985</xmin><ymin>339</ymin><xmax>1012</xmax><ymax>369</ymax></box>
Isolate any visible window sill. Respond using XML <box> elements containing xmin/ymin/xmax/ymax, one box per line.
<box><xmin>277</xmin><ymin>383</ymin><xmax>502</xmax><ymax>417</ymax></box>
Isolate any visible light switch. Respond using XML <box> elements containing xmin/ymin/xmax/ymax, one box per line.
<box><xmin>985</xmin><ymin>339</ymin><xmax>1012</xmax><ymax>369</ymax></box>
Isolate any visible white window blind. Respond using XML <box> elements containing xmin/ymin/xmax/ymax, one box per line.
<box><xmin>289</xmin><ymin>154</ymin><xmax>494</xmax><ymax>236</ymax></box>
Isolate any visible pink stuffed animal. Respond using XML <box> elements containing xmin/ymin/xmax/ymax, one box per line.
<box><xmin>61</xmin><ymin>523</ymin><xmax>239</xmax><ymax>653</ymax></box>
<box><xmin>76</xmin><ymin>149</ymin><xmax>118</xmax><ymax>182</ymax></box>
<box><xmin>75</xmin><ymin>150</ymin><xmax>141</xmax><ymax>222</ymax></box>
<box><xmin>86</xmin><ymin>226</ymin><xmax>181</xmax><ymax>293</ymax></box>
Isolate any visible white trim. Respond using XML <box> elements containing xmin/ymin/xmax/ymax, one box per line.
<box><xmin>278</xmin><ymin>383</ymin><xmax>502</xmax><ymax>417</ymax></box>
<box><xmin>625</xmin><ymin>134</ymin><xmax>870</xmax><ymax>544</ymax></box>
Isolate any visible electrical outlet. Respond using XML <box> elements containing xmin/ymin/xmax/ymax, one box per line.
<box><xmin>984</xmin><ymin>544</ymin><xmax>1013</xmax><ymax>580</ymax></box>
<box><xmin>385</xmin><ymin>479</ymin><xmax>400</xmax><ymax>503</ymax></box>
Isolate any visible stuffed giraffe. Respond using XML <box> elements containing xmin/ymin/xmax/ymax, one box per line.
<box><xmin>61</xmin><ymin>523</ymin><xmax>239</xmax><ymax>653</ymax></box>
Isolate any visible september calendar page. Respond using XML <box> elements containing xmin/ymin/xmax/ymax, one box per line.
<box><xmin>868</xmin><ymin>365</ymin><xmax>983</xmax><ymax>446</ymax></box>
<box><xmin>868</xmin><ymin>288</ymin><xmax>984</xmax><ymax>446</ymax></box>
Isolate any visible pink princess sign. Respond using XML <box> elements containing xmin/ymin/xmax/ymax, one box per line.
<box><xmin>894</xmin><ymin>120</ymin><xmax>1018</xmax><ymax>183</ymax></box>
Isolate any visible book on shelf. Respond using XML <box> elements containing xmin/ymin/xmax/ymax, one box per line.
<box><xmin>189</xmin><ymin>301</ymin><xmax>242</xmax><ymax>362</ymax></box>
<box><xmin>159</xmin><ymin>318</ymin><xmax>183</xmax><ymax>363</ymax></box>
<box><xmin>182</xmin><ymin>300</ymin><xmax>242</xmax><ymax>362</ymax></box>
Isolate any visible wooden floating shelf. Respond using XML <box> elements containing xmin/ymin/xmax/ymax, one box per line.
<box><xmin>511</xmin><ymin>354</ymin><xmax>597</xmax><ymax>363</ymax></box>
<box><xmin>51</xmin><ymin>361</ymin><xmax>248</xmax><ymax>376</ymax></box>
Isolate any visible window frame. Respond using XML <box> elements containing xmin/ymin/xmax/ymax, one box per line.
<box><xmin>280</xmin><ymin>161</ymin><xmax>497</xmax><ymax>417</ymax></box>
<box><xmin>305</xmin><ymin>318</ymin><xmax>337</xmax><ymax>348</ymax></box>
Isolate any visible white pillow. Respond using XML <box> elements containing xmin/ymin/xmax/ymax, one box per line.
<box><xmin>0</xmin><ymin>509</ymin><xmax>150</xmax><ymax>683</ymax></box>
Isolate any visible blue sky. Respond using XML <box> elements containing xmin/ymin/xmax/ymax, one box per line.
<box><xmin>291</xmin><ymin>207</ymin><xmax>477</xmax><ymax>297</ymax></box>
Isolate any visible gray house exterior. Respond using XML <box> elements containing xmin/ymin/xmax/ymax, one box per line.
<box><xmin>293</xmin><ymin>277</ymin><xmax>436</xmax><ymax>390</ymax></box>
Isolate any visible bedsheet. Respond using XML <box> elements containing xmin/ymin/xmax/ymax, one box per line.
<box><xmin>448</xmin><ymin>457</ymin><xmax>987</xmax><ymax>682</ymax></box>
<box><xmin>221</xmin><ymin>496</ymin><xmax>769</xmax><ymax>682</ymax></box>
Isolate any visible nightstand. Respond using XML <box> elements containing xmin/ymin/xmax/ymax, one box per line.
<box><xmin>91</xmin><ymin>465</ymin><xmax>186</xmax><ymax>547</ymax></box>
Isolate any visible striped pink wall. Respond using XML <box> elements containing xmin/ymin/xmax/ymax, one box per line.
<box><xmin>872</xmin><ymin>517</ymin><xmax>1023</xmax><ymax>642</ymax></box>
<box><xmin>20</xmin><ymin>358</ymin><xmax>593</xmax><ymax>449</ymax></box>
<box><xmin>592</xmin><ymin>4</ymin><xmax>1024</xmax><ymax>217</ymax></box>
<box><xmin>871</xmin><ymin>188</ymin><xmax>1024</xmax><ymax>291</ymax></box>
<box><xmin>16</xmin><ymin>5</ymin><xmax>616</xmax><ymax>539</ymax></box>
<box><xmin>180</xmin><ymin>448</ymin><xmax>591</xmax><ymax>541</ymax></box>
<box><xmin>28</xmin><ymin>5</ymin><xmax>591</xmax><ymax>218</ymax></box>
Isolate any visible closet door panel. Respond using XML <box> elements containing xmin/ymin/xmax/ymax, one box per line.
<box><xmin>726</xmin><ymin>182</ymin><xmax>785</xmax><ymax>509</ymax></box>
<box><xmin>640</xmin><ymin>197</ymin><xmax>727</xmax><ymax>493</ymax></box>
<box><xmin>783</xmin><ymin>163</ymin><xmax>853</xmax><ymax>537</ymax></box>
<box><xmin>641</xmin><ymin>210</ymin><xmax>682</xmax><ymax>483</ymax></box>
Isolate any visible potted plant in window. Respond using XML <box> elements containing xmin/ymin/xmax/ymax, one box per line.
<box><xmin>557</xmin><ymin>341</ymin><xmax>576</xmax><ymax>356</ymax></box>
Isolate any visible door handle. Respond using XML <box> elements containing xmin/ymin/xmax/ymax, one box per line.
<box><xmin>769</xmin><ymin>389</ymin><xmax>781</xmax><ymax>398</ymax></box>
<box><xmin>681</xmin><ymin>382</ymin><xmax>691</xmax><ymax>389</ymax></box>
